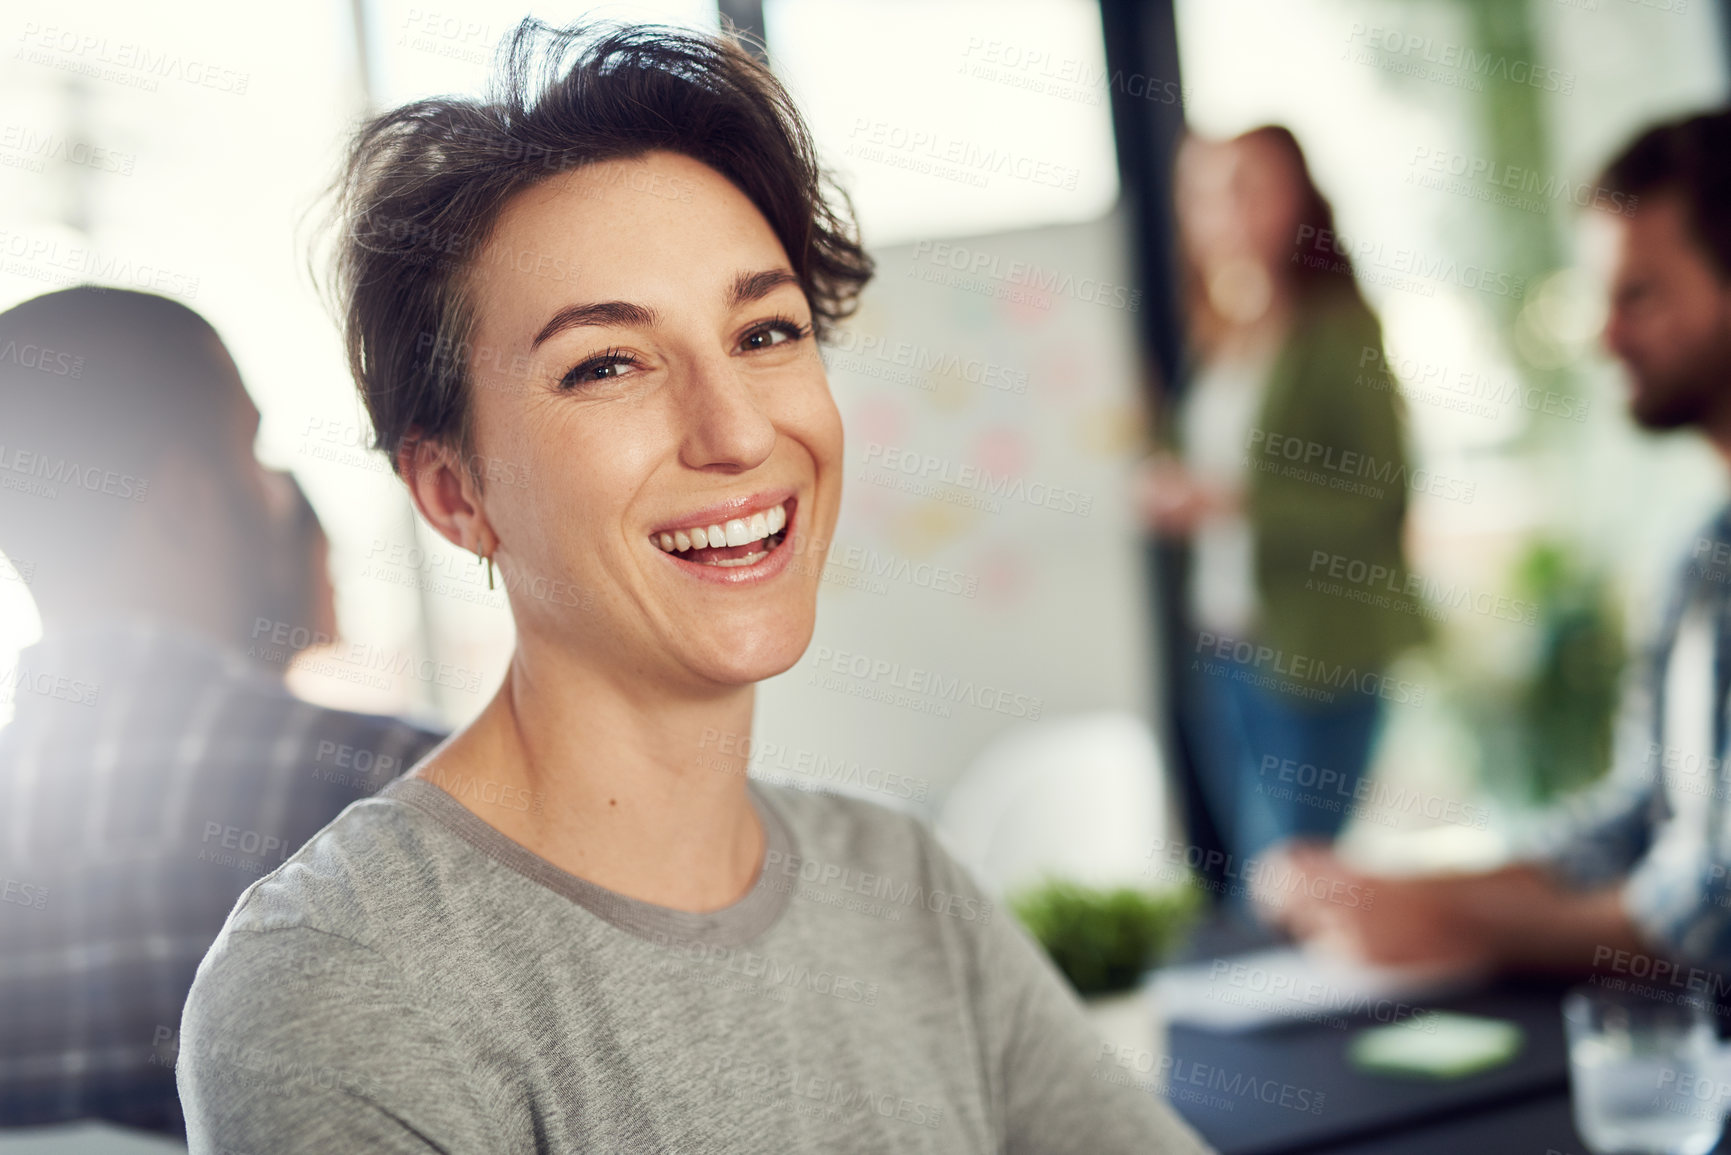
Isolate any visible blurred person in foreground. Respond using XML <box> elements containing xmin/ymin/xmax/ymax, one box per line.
<box><xmin>1137</xmin><ymin>126</ymin><xmax>1427</xmax><ymax>866</ymax></box>
<box><xmin>174</xmin><ymin>19</ymin><xmax>1213</xmax><ymax>1154</ymax></box>
<box><xmin>1261</xmin><ymin>109</ymin><xmax>1731</xmax><ymax>977</ymax></box>
<box><xmin>0</xmin><ymin>286</ymin><xmax>443</xmax><ymax>1137</ymax></box>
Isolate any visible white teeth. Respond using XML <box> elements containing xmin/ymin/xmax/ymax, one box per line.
<box><xmin>711</xmin><ymin>550</ymin><xmax>769</xmax><ymax>567</ymax></box>
<box><xmin>653</xmin><ymin>502</ymin><xmax>789</xmax><ymax>559</ymax></box>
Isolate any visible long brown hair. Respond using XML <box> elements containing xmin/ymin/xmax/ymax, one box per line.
<box><xmin>1179</xmin><ymin>124</ymin><xmax>1362</xmax><ymax>359</ymax></box>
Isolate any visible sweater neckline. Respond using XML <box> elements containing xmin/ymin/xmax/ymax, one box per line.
<box><xmin>378</xmin><ymin>774</ymin><xmax>795</xmax><ymax>949</ymax></box>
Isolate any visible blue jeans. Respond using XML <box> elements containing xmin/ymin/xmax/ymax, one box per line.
<box><xmin>1187</xmin><ymin>659</ymin><xmax>1385</xmax><ymax>865</ymax></box>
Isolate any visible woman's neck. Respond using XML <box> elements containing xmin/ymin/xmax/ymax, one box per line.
<box><xmin>410</xmin><ymin>638</ymin><xmax>766</xmax><ymax>913</ymax></box>
<box><xmin>1214</xmin><ymin>288</ymin><xmax>1294</xmax><ymax>358</ymax></box>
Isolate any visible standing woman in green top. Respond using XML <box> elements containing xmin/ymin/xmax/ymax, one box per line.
<box><xmin>1137</xmin><ymin>125</ymin><xmax>1428</xmax><ymax>865</ymax></box>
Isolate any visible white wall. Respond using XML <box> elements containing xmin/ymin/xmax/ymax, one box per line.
<box><xmin>752</xmin><ymin>206</ymin><xmax>1162</xmax><ymax>816</ymax></box>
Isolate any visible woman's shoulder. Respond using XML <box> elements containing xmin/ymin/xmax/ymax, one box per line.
<box><xmin>214</xmin><ymin>786</ymin><xmax>452</xmax><ymax>953</ymax></box>
<box><xmin>1290</xmin><ymin>285</ymin><xmax>1383</xmax><ymax>355</ymax></box>
<box><xmin>753</xmin><ymin>780</ymin><xmax>929</xmax><ymax>848</ymax></box>
<box><xmin>176</xmin><ymin>793</ymin><xmax>490</xmax><ymax>1150</ymax></box>
<box><xmin>751</xmin><ymin>782</ymin><xmax>974</xmax><ymax>890</ymax></box>
<box><xmin>178</xmin><ymin>788</ymin><xmax>466</xmax><ymax>1069</ymax></box>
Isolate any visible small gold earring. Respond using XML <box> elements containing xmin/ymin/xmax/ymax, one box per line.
<box><xmin>478</xmin><ymin>550</ymin><xmax>495</xmax><ymax>591</ymax></box>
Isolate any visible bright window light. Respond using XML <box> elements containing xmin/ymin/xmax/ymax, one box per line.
<box><xmin>763</xmin><ymin>0</ymin><xmax>1121</xmax><ymax>247</ymax></box>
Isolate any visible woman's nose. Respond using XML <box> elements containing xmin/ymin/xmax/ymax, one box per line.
<box><xmin>676</xmin><ymin>357</ymin><xmax>778</xmax><ymax>472</ymax></box>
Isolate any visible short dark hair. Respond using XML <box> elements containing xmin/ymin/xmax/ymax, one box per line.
<box><xmin>329</xmin><ymin>18</ymin><xmax>875</xmax><ymax>477</ymax></box>
<box><xmin>1598</xmin><ymin>108</ymin><xmax>1731</xmax><ymax>279</ymax></box>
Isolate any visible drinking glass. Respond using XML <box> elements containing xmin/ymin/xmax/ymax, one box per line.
<box><xmin>1564</xmin><ymin>983</ymin><xmax>1725</xmax><ymax>1155</ymax></box>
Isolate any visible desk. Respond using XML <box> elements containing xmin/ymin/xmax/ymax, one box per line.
<box><xmin>1158</xmin><ymin>923</ymin><xmax>1729</xmax><ymax>1154</ymax></box>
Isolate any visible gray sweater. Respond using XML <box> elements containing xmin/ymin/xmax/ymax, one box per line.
<box><xmin>176</xmin><ymin>775</ymin><xmax>1212</xmax><ymax>1153</ymax></box>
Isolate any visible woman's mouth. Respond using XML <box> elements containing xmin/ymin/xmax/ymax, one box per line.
<box><xmin>650</xmin><ymin>498</ymin><xmax>792</xmax><ymax>570</ymax></box>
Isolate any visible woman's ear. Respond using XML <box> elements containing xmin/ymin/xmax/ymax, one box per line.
<box><xmin>399</xmin><ymin>432</ymin><xmax>493</xmax><ymax>554</ymax></box>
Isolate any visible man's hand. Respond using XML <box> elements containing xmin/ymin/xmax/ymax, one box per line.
<box><xmin>1253</xmin><ymin>841</ymin><xmax>1627</xmax><ymax>976</ymax></box>
<box><xmin>1247</xmin><ymin>840</ymin><xmax>1489</xmax><ymax>969</ymax></box>
<box><xmin>1247</xmin><ymin>840</ymin><xmax>1637</xmax><ymax>975</ymax></box>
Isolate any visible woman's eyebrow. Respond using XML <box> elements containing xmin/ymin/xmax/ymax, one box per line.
<box><xmin>529</xmin><ymin>268</ymin><xmax>803</xmax><ymax>350</ymax></box>
<box><xmin>531</xmin><ymin>301</ymin><xmax>659</xmax><ymax>350</ymax></box>
<box><xmin>728</xmin><ymin>268</ymin><xmax>801</xmax><ymax>309</ymax></box>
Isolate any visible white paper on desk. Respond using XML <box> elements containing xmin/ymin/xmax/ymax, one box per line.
<box><xmin>1150</xmin><ymin>945</ymin><xmax>1482</xmax><ymax>1033</ymax></box>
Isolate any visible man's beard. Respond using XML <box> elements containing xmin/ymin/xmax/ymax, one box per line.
<box><xmin>1629</xmin><ymin>320</ymin><xmax>1731</xmax><ymax>432</ymax></box>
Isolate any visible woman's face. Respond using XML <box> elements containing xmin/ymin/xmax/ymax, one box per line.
<box><xmin>1177</xmin><ymin>135</ymin><xmax>1303</xmax><ymax>276</ymax></box>
<box><xmin>1229</xmin><ymin>137</ymin><xmax>1305</xmax><ymax>272</ymax></box>
<box><xmin>447</xmin><ymin>149</ymin><xmax>842</xmax><ymax>690</ymax></box>
<box><xmin>1175</xmin><ymin>135</ymin><xmax>1237</xmax><ymax>269</ymax></box>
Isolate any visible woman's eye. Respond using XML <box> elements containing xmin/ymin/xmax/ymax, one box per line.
<box><xmin>560</xmin><ymin>352</ymin><xmax>636</xmax><ymax>389</ymax></box>
<box><xmin>742</xmin><ymin>328</ymin><xmax>788</xmax><ymax>351</ymax></box>
<box><xmin>740</xmin><ymin>318</ymin><xmax>810</xmax><ymax>353</ymax></box>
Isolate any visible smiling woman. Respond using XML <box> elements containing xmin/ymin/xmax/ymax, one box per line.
<box><xmin>172</xmin><ymin>18</ymin><xmax>1211</xmax><ymax>1155</ymax></box>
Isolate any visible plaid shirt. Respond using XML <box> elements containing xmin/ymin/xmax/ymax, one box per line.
<box><xmin>1539</xmin><ymin>501</ymin><xmax>1731</xmax><ymax>965</ymax></box>
<box><xmin>0</xmin><ymin>617</ymin><xmax>443</xmax><ymax>1138</ymax></box>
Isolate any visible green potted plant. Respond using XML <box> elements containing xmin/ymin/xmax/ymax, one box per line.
<box><xmin>1009</xmin><ymin>878</ymin><xmax>1201</xmax><ymax>996</ymax></box>
<box><xmin>1446</xmin><ymin>538</ymin><xmax>1626</xmax><ymax>809</ymax></box>
<box><xmin>1010</xmin><ymin>878</ymin><xmax>1201</xmax><ymax>1073</ymax></box>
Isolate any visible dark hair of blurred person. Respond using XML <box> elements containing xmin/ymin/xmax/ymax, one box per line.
<box><xmin>1597</xmin><ymin>110</ymin><xmax>1731</xmax><ymax>436</ymax></box>
<box><xmin>2</xmin><ymin>288</ymin><xmax>281</xmax><ymax>642</ymax></box>
<box><xmin>0</xmin><ymin>285</ymin><xmax>441</xmax><ymax>1138</ymax></box>
<box><xmin>1136</xmin><ymin>125</ymin><xmax>1426</xmax><ymax>867</ymax></box>
<box><xmin>1256</xmin><ymin>108</ymin><xmax>1731</xmax><ymax>982</ymax></box>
